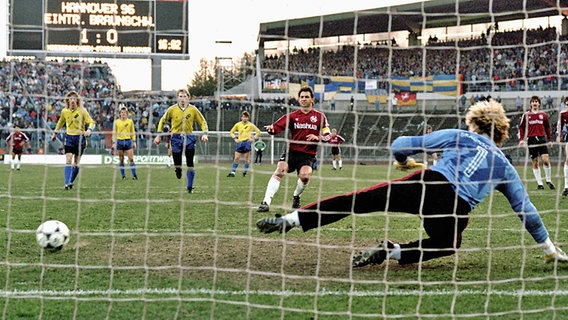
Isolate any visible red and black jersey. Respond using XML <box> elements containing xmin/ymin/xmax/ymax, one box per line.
<box><xmin>559</xmin><ymin>110</ymin><xmax>568</xmax><ymax>142</ymax></box>
<box><xmin>6</xmin><ymin>131</ymin><xmax>29</xmax><ymax>151</ymax></box>
<box><xmin>519</xmin><ymin>110</ymin><xmax>551</xmax><ymax>141</ymax></box>
<box><xmin>329</xmin><ymin>135</ymin><xmax>346</xmax><ymax>146</ymax></box>
<box><xmin>270</xmin><ymin>108</ymin><xmax>330</xmax><ymax>155</ymax></box>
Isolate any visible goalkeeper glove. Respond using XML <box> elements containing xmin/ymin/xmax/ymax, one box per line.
<box><xmin>393</xmin><ymin>158</ymin><xmax>425</xmax><ymax>171</ymax></box>
<box><xmin>544</xmin><ymin>246</ymin><xmax>568</xmax><ymax>264</ymax></box>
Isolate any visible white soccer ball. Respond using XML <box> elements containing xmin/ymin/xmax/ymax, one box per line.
<box><xmin>36</xmin><ymin>220</ymin><xmax>70</xmax><ymax>251</ymax></box>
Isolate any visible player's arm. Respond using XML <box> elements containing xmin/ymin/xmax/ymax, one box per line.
<box><xmin>518</xmin><ymin>114</ymin><xmax>526</xmax><ymax>145</ymax></box>
<box><xmin>252</xmin><ymin>125</ymin><xmax>261</xmax><ymax>141</ymax></box>
<box><xmin>154</xmin><ymin>114</ymin><xmax>168</xmax><ymax>145</ymax></box>
<box><xmin>229</xmin><ymin>123</ymin><xmax>239</xmax><ymax>141</ymax></box>
<box><xmin>193</xmin><ymin>108</ymin><xmax>208</xmax><ymax>142</ymax></box>
<box><xmin>83</xmin><ymin>109</ymin><xmax>95</xmax><ymax>137</ymax></box>
<box><xmin>52</xmin><ymin>111</ymin><xmax>66</xmax><ymax>140</ymax></box>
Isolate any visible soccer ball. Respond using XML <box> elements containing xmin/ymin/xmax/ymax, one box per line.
<box><xmin>36</xmin><ymin>220</ymin><xmax>70</xmax><ymax>251</ymax></box>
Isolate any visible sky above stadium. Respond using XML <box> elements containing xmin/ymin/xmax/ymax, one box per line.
<box><xmin>0</xmin><ymin>0</ymin><xmax>427</xmax><ymax>91</ymax></box>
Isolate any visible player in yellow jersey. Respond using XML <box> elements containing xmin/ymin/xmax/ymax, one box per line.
<box><xmin>227</xmin><ymin>111</ymin><xmax>261</xmax><ymax>177</ymax></box>
<box><xmin>51</xmin><ymin>91</ymin><xmax>96</xmax><ymax>190</ymax></box>
<box><xmin>154</xmin><ymin>89</ymin><xmax>209</xmax><ymax>193</ymax></box>
<box><xmin>112</xmin><ymin>106</ymin><xmax>138</xmax><ymax>180</ymax></box>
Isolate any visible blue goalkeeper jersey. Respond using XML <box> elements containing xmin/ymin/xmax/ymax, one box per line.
<box><xmin>392</xmin><ymin>129</ymin><xmax>548</xmax><ymax>243</ymax></box>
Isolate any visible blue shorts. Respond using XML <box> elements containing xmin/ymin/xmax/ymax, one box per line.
<box><xmin>64</xmin><ymin>134</ymin><xmax>87</xmax><ymax>155</ymax></box>
<box><xmin>235</xmin><ymin>141</ymin><xmax>252</xmax><ymax>153</ymax></box>
<box><xmin>116</xmin><ymin>139</ymin><xmax>133</xmax><ymax>151</ymax></box>
<box><xmin>170</xmin><ymin>134</ymin><xmax>197</xmax><ymax>154</ymax></box>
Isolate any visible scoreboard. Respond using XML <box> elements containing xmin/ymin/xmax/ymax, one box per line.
<box><xmin>9</xmin><ymin>0</ymin><xmax>189</xmax><ymax>57</ymax></box>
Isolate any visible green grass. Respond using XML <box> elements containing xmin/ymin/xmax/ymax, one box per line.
<box><xmin>1</xmin><ymin>162</ymin><xmax>568</xmax><ymax>319</ymax></box>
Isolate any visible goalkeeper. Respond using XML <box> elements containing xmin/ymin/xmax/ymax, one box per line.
<box><xmin>257</xmin><ymin>100</ymin><xmax>568</xmax><ymax>266</ymax></box>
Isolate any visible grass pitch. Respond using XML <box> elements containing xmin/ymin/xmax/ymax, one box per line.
<box><xmin>1</xmin><ymin>162</ymin><xmax>567</xmax><ymax>319</ymax></box>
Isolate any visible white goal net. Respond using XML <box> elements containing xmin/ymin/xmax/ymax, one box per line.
<box><xmin>2</xmin><ymin>1</ymin><xmax>568</xmax><ymax>319</ymax></box>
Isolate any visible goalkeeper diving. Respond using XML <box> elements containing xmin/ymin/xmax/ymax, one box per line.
<box><xmin>256</xmin><ymin>99</ymin><xmax>568</xmax><ymax>267</ymax></box>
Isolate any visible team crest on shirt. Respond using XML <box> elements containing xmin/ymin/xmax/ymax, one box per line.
<box><xmin>539</xmin><ymin>114</ymin><xmax>543</xmax><ymax>120</ymax></box>
<box><xmin>310</xmin><ymin>116</ymin><xmax>318</xmax><ymax>123</ymax></box>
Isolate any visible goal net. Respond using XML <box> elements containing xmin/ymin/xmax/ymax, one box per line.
<box><xmin>3</xmin><ymin>1</ymin><xmax>568</xmax><ymax>319</ymax></box>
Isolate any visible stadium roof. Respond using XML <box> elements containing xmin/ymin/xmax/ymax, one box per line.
<box><xmin>258</xmin><ymin>0</ymin><xmax>566</xmax><ymax>45</ymax></box>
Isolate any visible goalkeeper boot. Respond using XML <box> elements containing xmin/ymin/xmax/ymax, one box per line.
<box><xmin>292</xmin><ymin>196</ymin><xmax>301</xmax><ymax>209</ymax></box>
<box><xmin>545</xmin><ymin>246</ymin><xmax>568</xmax><ymax>264</ymax></box>
<box><xmin>563</xmin><ymin>188</ymin><xmax>568</xmax><ymax>197</ymax></box>
<box><xmin>352</xmin><ymin>240</ymin><xmax>395</xmax><ymax>268</ymax></box>
<box><xmin>175</xmin><ymin>168</ymin><xmax>182</xmax><ymax>179</ymax></box>
<box><xmin>256</xmin><ymin>214</ymin><xmax>294</xmax><ymax>234</ymax></box>
<box><xmin>227</xmin><ymin>172</ymin><xmax>235</xmax><ymax>177</ymax></box>
<box><xmin>257</xmin><ymin>201</ymin><xmax>269</xmax><ymax>212</ymax></box>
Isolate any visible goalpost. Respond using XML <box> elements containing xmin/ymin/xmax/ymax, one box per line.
<box><xmin>3</xmin><ymin>1</ymin><xmax>568</xmax><ymax>319</ymax></box>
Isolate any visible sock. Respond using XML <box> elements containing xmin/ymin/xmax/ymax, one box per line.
<box><xmin>119</xmin><ymin>163</ymin><xmax>125</xmax><ymax>177</ymax></box>
<box><xmin>130</xmin><ymin>162</ymin><xmax>137</xmax><ymax>176</ymax></box>
<box><xmin>243</xmin><ymin>163</ymin><xmax>249</xmax><ymax>174</ymax></box>
<box><xmin>10</xmin><ymin>158</ymin><xmax>14</xmax><ymax>169</ymax></box>
<box><xmin>389</xmin><ymin>243</ymin><xmax>402</xmax><ymax>260</ymax></box>
<box><xmin>564</xmin><ymin>165</ymin><xmax>568</xmax><ymax>189</ymax></box>
<box><xmin>338</xmin><ymin>159</ymin><xmax>343</xmax><ymax>168</ymax></box>
<box><xmin>293</xmin><ymin>178</ymin><xmax>307</xmax><ymax>197</ymax></box>
<box><xmin>64</xmin><ymin>165</ymin><xmax>73</xmax><ymax>185</ymax></box>
<box><xmin>544</xmin><ymin>165</ymin><xmax>552</xmax><ymax>182</ymax></box>
<box><xmin>16</xmin><ymin>159</ymin><xmax>20</xmax><ymax>169</ymax></box>
<box><xmin>540</xmin><ymin>238</ymin><xmax>556</xmax><ymax>255</ymax></box>
<box><xmin>284</xmin><ymin>211</ymin><xmax>300</xmax><ymax>227</ymax></box>
<box><xmin>70</xmin><ymin>166</ymin><xmax>80</xmax><ymax>183</ymax></box>
<box><xmin>533</xmin><ymin>168</ymin><xmax>543</xmax><ymax>185</ymax></box>
<box><xmin>187</xmin><ymin>169</ymin><xmax>195</xmax><ymax>188</ymax></box>
<box><xmin>332</xmin><ymin>160</ymin><xmax>337</xmax><ymax>169</ymax></box>
<box><xmin>263</xmin><ymin>175</ymin><xmax>281</xmax><ymax>205</ymax></box>
<box><xmin>231</xmin><ymin>162</ymin><xmax>238</xmax><ymax>173</ymax></box>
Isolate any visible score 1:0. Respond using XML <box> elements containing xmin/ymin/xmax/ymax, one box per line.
<box><xmin>81</xmin><ymin>29</ymin><xmax>118</xmax><ymax>45</ymax></box>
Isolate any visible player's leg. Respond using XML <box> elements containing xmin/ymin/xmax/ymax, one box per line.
<box><xmin>338</xmin><ymin>153</ymin><xmax>343</xmax><ymax>170</ymax></box>
<box><xmin>228</xmin><ymin>151</ymin><xmax>240</xmax><ymax>177</ymax></box>
<box><xmin>118</xmin><ymin>148</ymin><xmax>126</xmax><ymax>179</ymax></box>
<box><xmin>69</xmin><ymin>138</ymin><xmax>87</xmax><ymax>186</ymax></box>
<box><xmin>541</xmin><ymin>152</ymin><xmax>554</xmax><ymax>189</ymax></box>
<box><xmin>292</xmin><ymin>163</ymin><xmax>313</xmax><ymax>209</ymax></box>
<box><xmin>242</xmin><ymin>152</ymin><xmax>251</xmax><ymax>177</ymax></box>
<box><xmin>185</xmin><ymin>147</ymin><xmax>196</xmax><ymax>192</ymax></box>
<box><xmin>257</xmin><ymin>160</ymin><xmax>288</xmax><ymax>212</ymax></box>
<box><xmin>564</xmin><ymin>144</ymin><xmax>568</xmax><ymax>196</ymax></box>
<box><xmin>126</xmin><ymin>147</ymin><xmax>137</xmax><ymax>179</ymax></box>
<box><xmin>530</xmin><ymin>147</ymin><xmax>544</xmax><ymax>189</ymax></box>
<box><xmin>10</xmin><ymin>152</ymin><xmax>15</xmax><ymax>170</ymax></box>
<box><xmin>171</xmin><ymin>135</ymin><xmax>183</xmax><ymax>179</ymax></box>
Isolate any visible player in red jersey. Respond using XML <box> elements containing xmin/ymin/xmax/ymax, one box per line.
<box><xmin>328</xmin><ymin>128</ymin><xmax>346</xmax><ymax>170</ymax></box>
<box><xmin>557</xmin><ymin>96</ymin><xmax>568</xmax><ymax>196</ymax></box>
<box><xmin>257</xmin><ymin>86</ymin><xmax>331</xmax><ymax>212</ymax></box>
<box><xmin>519</xmin><ymin>95</ymin><xmax>554</xmax><ymax>190</ymax></box>
<box><xmin>6</xmin><ymin>124</ymin><xmax>30</xmax><ymax>171</ymax></box>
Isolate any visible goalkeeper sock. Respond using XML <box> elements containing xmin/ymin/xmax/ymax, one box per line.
<box><xmin>263</xmin><ymin>176</ymin><xmax>281</xmax><ymax>205</ymax></box>
<box><xmin>332</xmin><ymin>160</ymin><xmax>337</xmax><ymax>169</ymax></box>
<box><xmin>533</xmin><ymin>168</ymin><xmax>543</xmax><ymax>185</ymax></box>
<box><xmin>389</xmin><ymin>243</ymin><xmax>402</xmax><ymax>260</ymax></box>
<box><xmin>119</xmin><ymin>163</ymin><xmax>125</xmax><ymax>177</ymax></box>
<box><xmin>338</xmin><ymin>159</ymin><xmax>342</xmax><ymax>168</ymax></box>
<box><xmin>540</xmin><ymin>238</ymin><xmax>556</xmax><ymax>255</ymax></box>
<box><xmin>284</xmin><ymin>211</ymin><xmax>300</xmax><ymax>227</ymax></box>
<box><xmin>293</xmin><ymin>178</ymin><xmax>307</xmax><ymax>197</ymax></box>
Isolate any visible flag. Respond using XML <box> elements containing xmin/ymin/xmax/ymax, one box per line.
<box><xmin>395</xmin><ymin>92</ymin><xmax>417</xmax><ymax>106</ymax></box>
